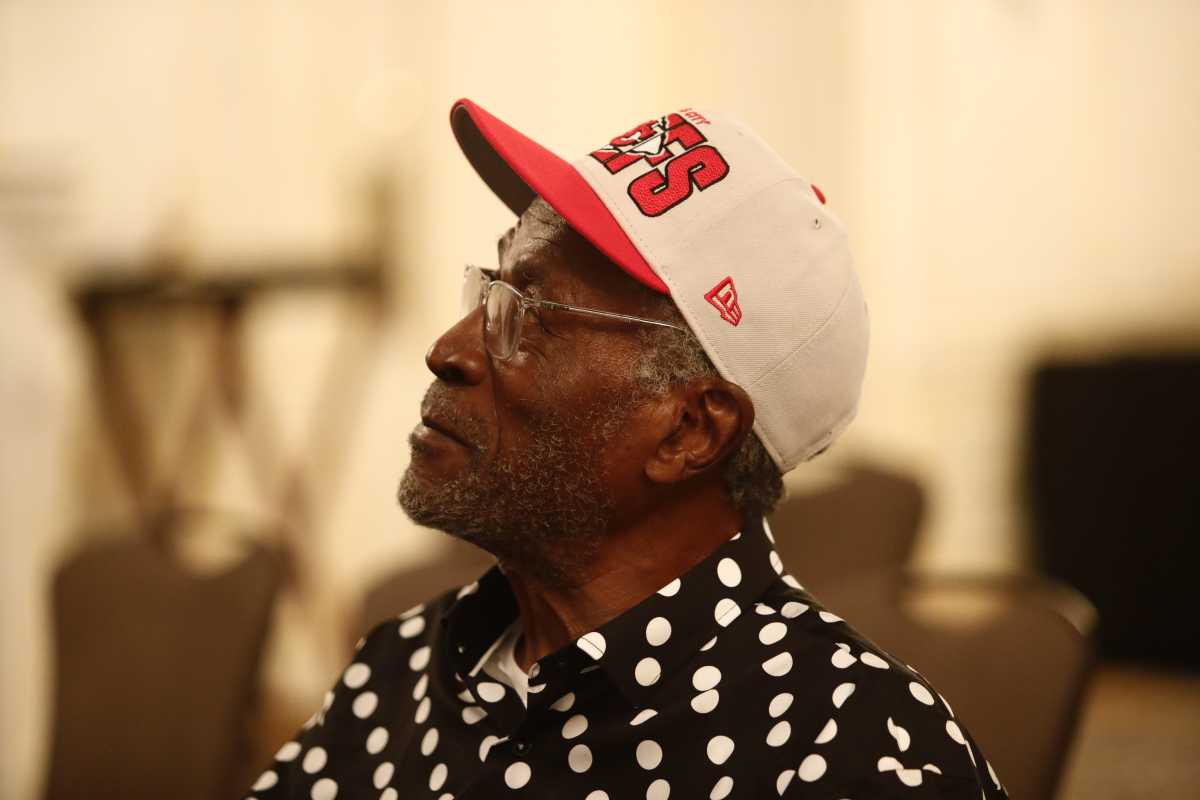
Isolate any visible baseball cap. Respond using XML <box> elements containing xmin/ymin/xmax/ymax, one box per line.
<box><xmin>449</xmin><ymin>98</ymin><xmax>869</xmax><ymax>473</ymax></box>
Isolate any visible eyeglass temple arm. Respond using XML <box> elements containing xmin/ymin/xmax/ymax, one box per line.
<box><xmin>533</xmin><ymin>298</ymin><xmax>688</xmax><ymax>333</ymax></box>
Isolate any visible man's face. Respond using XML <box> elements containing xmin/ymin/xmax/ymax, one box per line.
<box><xmin>397</xmin><ymin>199</ymin><xmax>657</xmax><ymax>587</ymax></box>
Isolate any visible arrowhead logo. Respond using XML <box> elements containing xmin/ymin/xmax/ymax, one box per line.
<box><xmin>704</xmin><ymin>276</ymin><xmax>742</xmax><ymax>326</ymax></box>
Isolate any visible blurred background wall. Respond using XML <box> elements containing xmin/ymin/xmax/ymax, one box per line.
<box><xmin>1</xmin><ymin>2</ymin><xmax>1198</xmax><ymax>799</ymax></box>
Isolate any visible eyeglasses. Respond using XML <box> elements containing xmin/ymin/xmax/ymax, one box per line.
<box><xmin>461</xmin><ymin>264</ymin><xmax>687</xmax><ymax>361</ymax></box>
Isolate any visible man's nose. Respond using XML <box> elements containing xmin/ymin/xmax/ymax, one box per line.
<box><xmin>425</xmin><ymin>308</ymin><xmax>488</xmax><ymax>385</ymax></box>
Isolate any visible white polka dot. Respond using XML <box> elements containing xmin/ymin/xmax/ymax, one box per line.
<box><xmin>504</xmin><ymin>761</ymin><xmax>531</xmax><ymax>789</ymax></box>
<box><xmin>781</xmin><ymin>601</ymin><xmax>808</xmax><ymax>618</ymax></box>
<box><xmin>569</xmin><ymin>743</ymin><xmax>593</xmax><ymax>773</ymax></box>
<box><xmin>755</xmin><ymin>603</ymin><xmax>776</xmax><ymax>615</ymax></box>
<box><xmin>302</xmin><ymin>747</ymin><xmax>327</xmax><ymax>774</ymax></box>
<box><xmin>887</xmin><ymin>717</ymin><xmax>911</xmax><ymax>751</ymax></box>
<box><xmin>436</xmin><ymin>795</ymin><xmax>452</xmax><ymax>800</ymax></box>
<box><xmin>832</xmin><ymin>681</ymin><xmax>856</xmax><ymax>708</ymax></box>
<box><xmin>658</xmin><ymin>578</ymin><xmax>681</xmax><ymax>596</ymax></box>
<box><xmin>766</xmin><ymin>720</ymin><xmax>791</xmax><ymax>747</ymax></box>
<box><xmin>399</xmin><ymin>616</ymin><xmax>426</xmax><ymax>638</ymax></box>
<box><xmin>429</xmin><ymin>762</ymin><xmax>447</xmax><ymax>791</ymax></box>
<box><xmin>577</xmin><ymin>631</ymin><xmax>606</xmax><ymax>660</ymax></box>
<box><xmin>412</xmin><ymin>674</ymin><xmax>429</xmax><ymax>701</ymax></box>
<box><xmin>421</xmin><ymin>727</ymin><xmax>439</xmax><ymax>756</ymax></box>
<box><xmin>798</xmin><ymin>753</ymin><xmax>827</xmax><ymax>781</ymax></box>
<box><xmin>585</xmin><ymin>792</ymin><xmax>609</xmax><ymax>800</ymax></box>
<box><xmin>762</xmin><ymin>651</ymin><xmax>793</xmax><ymax>676</ymax></box>
<box><xmin>630</xmin><ymin>708</ymin><xmax>658</xmax><ymax>726</ymax></box>
<box><xmin>987</xmin><ymin>759</ymin><xmax>1000</xmax><ymax>787</ymax></box>
<box><xmin>717</xmin><ymin>558</ymin><xmax>742</xmax><ymax>587</ymax></box>
<box><xmin>831</xmin><ymin>644</ymin><xmax>857</xmax><ymax>669</ymax></box>
<box><xmin>690</xmin><ymin>689</ymin><xmax>720</xmax><ymax>714</ymax></box>
<box><xmin>479</xmin><ymin>734</ymin><xmax>501</xmax><ymax>761</ymax></box>
<box><xmin>373</xmin><ymin>762</ymin><xmax>394</xmax><ymax>789</ymax></box>
<box><xmin>321</xmin><ymin>691</ymin><xmax>334</xmax><ymax>712</ymax></box>
<box><xmin>776</xmin><ymin>769</ymin><xmax>795</xmax><ymax>796</ymax></box>
<box><xmin>456</xmin><ymin>581</ymin><xmax>478</xmax><ymax>599</ymax></box>
<box><xmin>476</xmin><ymin>681</ymin><xmax>506</xmax><ymax>702</ymax></box>
<box><xmin>706</xmin><ymin>735</ymin><xmax>735</xmax><ymax>765</ymax></box>
<box><xmin>562</xmin><ymin>714</ymin><xmax>589</xmax><ymax>739</ymax></box>
<box><xmin>714</xmin><ymin>598</ymin><xmax>741</xmax><ymax>626</ymax></box>
<box><xmin>253</xmin><ymin>771</ymin><xmax>278</xmax><ymax>791</ymax></box>
<box><xmin>758</xmin><ymin>621</ymin><xmax>787</xmax><ymax>646</ymax></box>
<box><xmin>909</xmin><ymin>681</ymin><xmax>936</xmax><ymax>706</ymax></box>
<box><xmin>343</xmin><ymin>663</ymin><xmax>371</xmax><ymax>689</ymax></box>
<box><xmin>380</xmin><ymin>789</ymin><xmax>398</xmax><ymax>800</ymax></box>
<box><xmin>814</xmin><ymin>717</ymin><xmax>838</xmax><ymax>744</ymax></box>
<box><xmin>415</xmin><ymin>696</ymin><xmax>432</xmax><ymax>724</ymax></box>
<box><xmin>700</xmin><ymin>635</ymin><xmax>718</xmax><ymax>651</ymax></box>
<box><xmin>782</xmin><ymin>574</ymin><xmax>803</xmax><ymax>589</ymax></box>
<box><xmin>897</xmin><ymin>766</ymin><xmax>923</xmax><ymax>787</ymax></box>
<box><xmin>409</xmin><ymin>646</ymin><xmax>431</xmax><ymax>671</ymax></box>
<box><xmin>400</xmin><ymin>602</ymin><xmax>425</xmax><ymax>618</ymax></box>
<box><xmin>692</xmin><ymin>665</ymin><xmax>722</xmax><ymax>691</ymax></box>
<box><xmin>275</xmin><ymin>741</ymin><xmax>301</xmax><ymax>761</ymax></box>
<box><xmin>352</xmin><ymin>692</ymin><xmax>378</xmax><ymax>718</ymax></box>
<box><xmin>366</xmin><ymin>727</ymin><xmax>388</xmax><ymax>754</ymax></box>
<box><xmin>461</xmin><ymin>705</ymin><xmax>485</xmax><ymax>725</ymax></box>
<box><xmin>311</xmin><ymin>778</ymin><xmax>338</xmax><ymax>800</ymax></box>
<box><xmin>769</xmin><ymin>550</ymin><xmax>784</xmax><ymax>574</ymax></box>
<box><xmin>763</xmin><ymin>518</ymin><xmax>776</xmax><ymax>542</ymax></box>
<box><xmin>769</xmin><ymin>692</ymin><xmax>793</xmax><ymax>717</ymax></box>
<box><xmin>710</xmin><ymin>775</ymin><xmax>734</xmax><ymax>800</ymax></box>
<box><xmin>636</xmin><ymin>739</ymin><xmax>663</xmax><ymax>769</ymax></box>
<box><xmin>635</xmin><ymin>657</ymin><xmax>661</xmax><ymax>686</ymax></box>
<box><xmin>861</xmin><ymin>651</ymin><xmax>890</xmax><ymax>669</ymax></box>
<box><xmin>551</xmin><ymin>692</ymin><xmax>575</xmax><ymax>712</ymax></box>
<box><xmin>646</xmin><ymin>777</ymin><xmax>670</xmax><ymax>800</ymax></box>
<box><xmin>946</xmin><ymin>719</ymin><xmax>966</xmax><ymax>745</ymax></box>
<box><xmin>818</xmin><ymin>610</ymin><xmax>843</xmax><ymax>623</ymax></box>
<box><xmin>645</xmin><ymin>617</ymin><xmax>672</xmax><ymax>646</ymax></box>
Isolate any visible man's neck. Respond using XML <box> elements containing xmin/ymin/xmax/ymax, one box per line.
<box><xmin>501</xmin><ymin>487</ymin><xmax>742</xmax><ymax>673</ymax></box>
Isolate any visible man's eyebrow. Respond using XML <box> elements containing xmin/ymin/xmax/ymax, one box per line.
<box><xmin>496</xmin><ymin>228</ymin><xmax>516</xmax><ymax>260</ymax></box>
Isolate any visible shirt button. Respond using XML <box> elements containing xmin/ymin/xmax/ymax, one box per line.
<box><xmin>513</xmin><ymin>740</ymin><xmax>532</xmax><ymax>755</ymax></box>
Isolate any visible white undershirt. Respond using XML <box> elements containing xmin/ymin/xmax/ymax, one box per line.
<box><xmin>473</xmin><ymin>619</ymin><xmax>530</xmax><ymax>707</ymax></box>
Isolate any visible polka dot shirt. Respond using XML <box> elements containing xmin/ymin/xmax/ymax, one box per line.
<box><xmin>245</xmin><ymin>517</ymin><xmax>1009</xmax><ymax>799</ymax></box>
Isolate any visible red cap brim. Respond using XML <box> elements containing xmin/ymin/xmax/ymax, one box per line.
<box><xmin>450</xmin><ymin>98</ymin><xmax>669</xmax><ymax>294</ymax></box>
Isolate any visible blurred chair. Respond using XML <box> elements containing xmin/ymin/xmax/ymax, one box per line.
<box><xmin>44</xmin><ymin>517</ymin><xmax>284</xmax><ymax>800</ymax></box>
<box><xmin>817</xmin><ymin>567</ymin><xmax>1099</xmax><ymax>800</ymax></box>
<box><xmin>767</xmin><ymin>461</ymin><xmax>925</xmax><ymax>595</ymax></box>
<box><xmin>359</xmin><ymin>536</ymin><xmax>496</xmax><ymax>635</ymax></box>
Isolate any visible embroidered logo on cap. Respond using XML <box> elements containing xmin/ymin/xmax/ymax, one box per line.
<box><xmin>589</xmin><ymin>110</ymin><xmax>730</xmax><ymax>218</ymax></box>
<box><xmin>704</xmin><ymin>277</ymin><xmax>742</xmax><ymax>326</ymax></box>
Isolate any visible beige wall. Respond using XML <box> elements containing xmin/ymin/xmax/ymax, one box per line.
<box><xmin>2</xmin><ymin>2</ymin><xmax>1198</xmax><ymax>798</ymax></box>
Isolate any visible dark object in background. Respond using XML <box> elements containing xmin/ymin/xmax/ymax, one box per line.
<box><xmin>1027</xmin><ymin>353</ymin><xmax>1200</xmax><ymax>670</ymax></box>
<box><xmin>767</xmin><ymin>462</ymin><xmax>924</xmax><ymax>597</ymax></box>
<box><xmin>44</xmin><ymin>527</ymin><xmax>284</xmax><ymax>800</ymax></box>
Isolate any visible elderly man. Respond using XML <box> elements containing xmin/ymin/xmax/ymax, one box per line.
<box><xmin>246</xmin><ymin>100</ymin><xmax>1008</xmax><ymax>799</ymax></box>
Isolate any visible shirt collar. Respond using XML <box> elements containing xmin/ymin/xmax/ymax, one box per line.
<box><xmin>441</xmin><ymin>516</ymin><xmax>780</xmax><ymax>710</ymax></box>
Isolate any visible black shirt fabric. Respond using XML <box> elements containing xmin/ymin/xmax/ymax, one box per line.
<box><xmin>245</xmin><ymin>517</ymin><xmax>1009</xmax><ymax>799</ymax></box>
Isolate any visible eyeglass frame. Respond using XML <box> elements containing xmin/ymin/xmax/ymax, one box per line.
<box><xmin>462</xmin><ymin>264</ymin><xmax>688</xmax><ymax>361</ymax></box>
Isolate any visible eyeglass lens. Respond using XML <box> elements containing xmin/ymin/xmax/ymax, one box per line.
<box><xmin>484</xmin><ymin>282</ymin><xmax>521</xmax><ymax>360</ymax></box>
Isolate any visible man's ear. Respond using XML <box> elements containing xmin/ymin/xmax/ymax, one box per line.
<box><xmin>645</xmin><ymin>378</ymin><xmax>755</xmax><ymax>484</ymax></box>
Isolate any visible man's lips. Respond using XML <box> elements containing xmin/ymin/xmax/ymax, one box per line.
<box><xmin>420</xmin><ymin>416</ymin><xmax>472</xmax><ymax>448</ymax></box>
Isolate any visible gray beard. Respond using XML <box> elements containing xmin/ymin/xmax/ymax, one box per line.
<box><xmin>397</xmin><ymin>384</ymin><xmax>632</xmax><ymax>589</ymax></box>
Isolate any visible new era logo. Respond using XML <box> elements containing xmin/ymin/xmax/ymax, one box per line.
<box><xmin>704</xmin><ymin>276</ymin><xmax>742</xmax><ymax>326</ymax></box>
